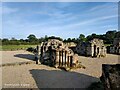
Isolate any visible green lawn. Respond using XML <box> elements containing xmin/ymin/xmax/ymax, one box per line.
<box><xmin>0</xmin><ymin>45</ymin><xmax>37</xmax><ymax>51</ymax></box>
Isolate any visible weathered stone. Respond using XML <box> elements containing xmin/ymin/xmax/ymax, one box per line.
<box><xmin>76</xmin><ymin>38</ymin><xmax>106</xmax><ymax>57</ymax></box>
<box><xmin>100</xmin><ymin>64</ymin><xmax>120</xmax><ymax>90</ymax></box>
<box><xmin>36</xmin><ymin>39</ymin><xmax>79</xmax><ymax>69</ymax></box>
<box><xmin>109</xmin><ymin>38</ymin><xmax>120</xmax><ymax>54</ymax></box>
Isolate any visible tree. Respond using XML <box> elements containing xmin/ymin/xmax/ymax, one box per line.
<box><xmin>115</xmin><ymin>31</ymin><xmax>120</xmax><ymax>38</ymax></box>
<box><xmin>11</xmin><ymin>37</ymin><xmax>17</xmax><ymax>41</ymax></box>
<box><xmin>47</xmin><ymin>36</ymin><xmax>63</xmax><ymax>41</ymax></box>
<box><xmin>39</xmin><ymin>37</ymin><xmax>45</xmax><ymax>43</ymax></box>
<box><xmin>105</xmin><ymin>30</ymin><xmax>117</xmax><ymax>44</ymax></box>
<box><xmin>71</xmin><ymin>38</ymin><xmax>76</xmax><ymax>42</ymax></box>
<box><xmin>67</xmin><ymin>38</ymin><xmax>72</xmax><ymax>42</ymax></box>
<box><xmin>42</xmin><ymin>35</ymin><xmax>48</xmax><ymax>41</ymax></box>
<box><xmin>79</xmin><ymin>34</ymin><xmax>86</xmax><ymax>42</ymax></box>
<box><xmin>2</xmin><ymin>38</ymin><xmax>9</xmax><ymax>42</ymax></box>
<box><xmin>20</xmin><ymin>39</ymin><xmax>24</xmax><ymax>42</ymax></box>
<box><xmin>0</xmin><ymin>38</ymin><xmax>1</xmax><ymax>45</ymax></box>
<box><xmin>2</xmin><ymin>38</ymin><xmax>9</xmax><ymax>45</ymax></box>
<box><xmin>27</xmin><ymin>34</ymin><xmax>37</xmax><ymax>43</ymax></box>
<box><xmin>86</xmin><ymin>33</ymin><xmax>98</xmax><ymax>41</ymax></box>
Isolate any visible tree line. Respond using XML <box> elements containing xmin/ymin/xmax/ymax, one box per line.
<box><xmin>1</xmin><ymin>30</ymin><xmax>120</xmax><ymax>45</ymax></box>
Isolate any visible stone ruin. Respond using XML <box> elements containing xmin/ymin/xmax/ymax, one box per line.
<box><xmin>100</xmin><ymin>64</ymin><xmax>120</xmax><ymax>90</ymax></box>
<box><xmin>76</xmin><ymin>38</ymin><xmax>106</xmax><ymax>57</ymax></box>
<box><xmin>108</xmin><ymin>38</ymin><xmax>120</xmax><ymax>55</ymax></box>
<box><xmin>35</xmin><ymin>39</ymin><xmax>80</xmax><ymax>69</ymax></box>
<box><xmin>64</xmin><ymin>42</ymin><xmax>77</xmax><ymax>47</ymax></box>
<box><xmin>64</xmin><ymin>42</ymin><xmax>77</xmax><ymax>53</ymax></box>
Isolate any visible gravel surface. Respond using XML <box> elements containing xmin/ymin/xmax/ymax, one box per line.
<box><xmin>1</xmin><ymin>50</ymin><xmax>35</xmax><ymax>64</ymax></box>
<box><xmin>1</xmin><ymin>50</ymin><xmax>119</xmax><ymax>88</ymax></box>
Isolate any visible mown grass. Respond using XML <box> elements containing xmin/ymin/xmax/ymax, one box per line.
<box><xmin>0</xmin><ymin>45</ymin><xmax>36</xmax><ymax>51</ymax></box>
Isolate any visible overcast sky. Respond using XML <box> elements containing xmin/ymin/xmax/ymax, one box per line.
<box><xmin>2</xmin><ymin>2</ymin><xmax>118</xmax><ymax>39</ymax></box>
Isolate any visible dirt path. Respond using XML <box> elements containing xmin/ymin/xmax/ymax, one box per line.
<box><xmin>74</xmin><ymin>54</ymin><xmax>119</xmax><ymax>78</ymax></box>
<box><xmin>1</xmin><ymin>51</ymin><xmax>119</xmax><ymax>88</ymax></box>
<box><xmin>1</xmin><ymin>50</ymin><xmax>35</xmax><ymax>65</ymax></box>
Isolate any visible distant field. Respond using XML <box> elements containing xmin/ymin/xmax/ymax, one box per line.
<box><xmin>0</xmin><ymin>44</ymin><xmax>111</xmax><ymax>51</ymax></box>
<box><xmin>0</xmin><ymin>45</ymin><xmax>36</xmax><ymax>51</ymax></box>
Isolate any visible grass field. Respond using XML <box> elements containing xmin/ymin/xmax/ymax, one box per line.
<box><xmin>0</xmin><ymin>45</ymin><xmax>36</xmax><ymax>51</ymax></box>
<box><xmin>0</xmin><ymin>44</ymin><xmax>111</xmax><ymax>51</ymax></box>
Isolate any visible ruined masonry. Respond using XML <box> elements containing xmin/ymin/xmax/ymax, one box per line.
<box><xmin>109</xmin><ymin>38</ymin><xmax>120</xmax><ymax>54</ymax></box>
<box><xmin>38</xmin><ymin>39</ymin><xmax>79</xmax><ymax>68</ymax></box>
<box><xmin>100</xmin><ymin>64</ymin><xmax>120</xmax><ymax>90</ymax></box>
<box><xmin>76</xmin><ymin>38</ymin><xmax>106</xmax><ymax>57</ymax></box>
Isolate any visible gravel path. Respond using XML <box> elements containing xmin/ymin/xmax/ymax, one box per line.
<box><xmin>1</xmin><ymin>50</ymin><xmax>35</xmax><ymax>65</ymax></box>
<box><xmin>74</xmin><ymin>54</ymin><xmax>119</xmax><ymax>78</ymax></box>
<box><xmin>1</xmin><ymin>50</ymin><xmax>119</xmax><ymax>88</ymax></box>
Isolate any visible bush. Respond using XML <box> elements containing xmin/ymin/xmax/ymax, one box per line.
<box><xmin>26</xmin><ymin>47</ymin><xmax>35</xmax><ymax>53</ymax></box>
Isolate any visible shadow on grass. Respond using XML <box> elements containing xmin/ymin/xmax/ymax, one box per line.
<box><xmin>14</xmin><ymin>54</ymin><xmax>35</xmax><ymax>61</ymax></box>
<box><xmin>30</xmin><ymin>69</ymin><xmax>100</xmax><ymax>89</ymax></box>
